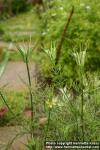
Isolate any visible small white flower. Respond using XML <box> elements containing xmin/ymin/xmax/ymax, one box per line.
<box><xmin>42</xmin><ymin>32</ymin><xmax>47</xmax><ymax>36</ymax></box>
<box><xmin>51</xmin><ymin>13</ymin><xmax>56</xmax><ymax>17</ymax></box>
<box><xmin>86</xmin><ymin>6</ymin><xmax>91</xmax><ymax>10</ymax></box>
<box><xmin>59</xmin><ymin>7</ymin><xmax>64</xmax><ymax>10</ymax></box>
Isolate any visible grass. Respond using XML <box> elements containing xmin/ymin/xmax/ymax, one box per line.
<box><xmin>0</xmin><ymin>49</ymin><xmax>22</xmax><ymax>61</ymax></box>
<box><xmin>9</xmin><ymin>51</ymin><xmax>22</xmax><ymax>61</ymax></box>
<box><xmin>0</xmin><ymin>90</ymin><xmax>28</xmax><ymax>125</ymax></box>
<box><xmin>0</xmin><ymin>9</ymin><xmax>41</xmax><ymax>42</ymax></box>
<box><xmin>0</xmin><ymin>7</ymin><xmax>42</xmax><ymax>62</ymax></box>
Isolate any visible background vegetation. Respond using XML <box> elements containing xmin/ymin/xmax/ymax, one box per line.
<box><xmin>0</xmin><ymin>0</ymin><xmax>100</xmax><ymax>149</ymax></box>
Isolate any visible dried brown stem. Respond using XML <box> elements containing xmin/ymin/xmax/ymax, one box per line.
<box><xmin>55</xmin><ymin>6</ymin><xmax>74</xmax><ymax>65</ymax></box>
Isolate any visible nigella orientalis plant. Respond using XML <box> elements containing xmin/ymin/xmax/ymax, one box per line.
<box><xmin>17</xmin><ymin>40</ymin><xmax>35</xmax><ymax>138</ymax></box>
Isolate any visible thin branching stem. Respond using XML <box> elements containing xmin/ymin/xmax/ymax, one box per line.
<box><xmin>80</xmin><ymin>69</ymin><xmax>85</xmax><ymax>141</ymax></box>
<box><xmin>25</xmin><ymin>56</ymin><xmax>34</xmax><ymax>138</ymax></box>
<box><xmin>45</xmin><ymin>108</ymin><xmax>51</xmax><ymax>140</ymax></box>
<box><xmin>81</xmin><ymin>87</ymin><xmax>84</xmax><ymax>141</ymax></box>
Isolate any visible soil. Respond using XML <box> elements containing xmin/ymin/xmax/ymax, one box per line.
<box><xmin>0</xmin><ymin>61</ymin><xmax>37</xmax><ymax>90</ymax></box>
<box><xmin>0</xmin><ymin>126</ymin><xmax>29</xmax><ymax>150</ymax></box>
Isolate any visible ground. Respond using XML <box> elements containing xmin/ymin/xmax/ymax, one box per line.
<box><xmin>0</xmin><ymin>126</ymin><xmax>28</xmax><ymax>150</ymax></box>
<box><xmin>0</xmin><ymin>61</ymin><xmax>37</xmax><ymax>90</ymax></box>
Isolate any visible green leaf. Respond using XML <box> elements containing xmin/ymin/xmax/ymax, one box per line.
<box><xmin>17</xmin><ymin>45</ymin><xmax>26</xmax><ymax>62</ymax></box>
<box><xmin>0</xmin><ymin>51</ymin><xmax>9</xmax><ymax>78</ymax></box>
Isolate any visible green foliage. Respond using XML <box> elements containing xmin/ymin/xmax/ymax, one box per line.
<box><xmin>0</xmin><ymin>91</ymin><xmax>26</xmax><ymax>125</ymax></box>
<box><xmin>0</xmin><ymin>27</ymin><xmax>4</xmax><ymax>35</ymax></box>
<box><xmin>0</xmin><ymin>0</ymin><xmax>31</xmax><ymax>20</ymax></box>
<box><xmin>39</xmin><ymin>46</ymin><xmax>100</xmax><ymax>142</ymax></box>
<box><xmin>41</xmin><ymin>0</ymin><xmax>100</xmax><ymax>73</ymax></box>
<box><xmin>0</xmin><ymin>50</ymin><xmax>9</xmax><ymax>78</ymax></box>
<box><xmin>0</xmin><ymin>9</ymin><xmax>40</xmax><ymax>42</ymax></box>
<box><xmin>11</xmin><ymin>0</ymin><xmax>30</xmax><ymax>14</ymax></box>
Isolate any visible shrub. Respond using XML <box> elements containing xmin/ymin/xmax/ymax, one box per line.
<box><xmin>0</xmin><ymin>0</ymin><xmax>31</xmax><ymax>19</ymax></box>
<box><xmin>40</xmin><ymin>0</ymin><xmax>100</xmax><ymax>77</ymax></box>
<box><xmin>11</xmin><ymin>0</ymin><xmax>30</xmax><ymax>14</ymax></box>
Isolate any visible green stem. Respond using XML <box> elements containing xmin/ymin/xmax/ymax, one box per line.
<box><xmin>81</xmin><ymin>88</ymin><xmax>84</xmax><ymax>141</ymax></box>
<box><xmin>45</xmin><ymin>108</ymin><xmax>51</xmax><ymax>140</ymax></box>
<box><xmin>80</xmin><ymin>68</ymin><xmax>84</xmax><ymax>141</ymax></box>
<box><xmin>25</xmin><ymin>56</ymin><xmax>34</xmax><ymax>138</ymax></box>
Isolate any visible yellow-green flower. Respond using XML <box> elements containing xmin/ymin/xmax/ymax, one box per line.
<box><xmin>46</xmin><ymin>98</ymin><xmax>57</xmax><ymax>108</ymax></box>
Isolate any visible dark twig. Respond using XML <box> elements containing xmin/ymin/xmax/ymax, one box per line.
<box><xmin>55</xmin><ymin>6</ymin><xmax>74</xmax><ymax>65</ymax></box>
